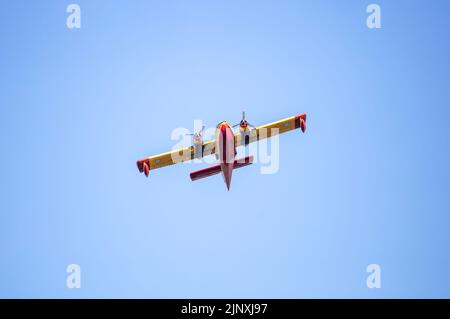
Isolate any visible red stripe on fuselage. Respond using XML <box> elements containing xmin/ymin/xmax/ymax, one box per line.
<box><xmin>217</xmin><ymin>122</ymin><xmax>235</xmax><ymax>190</ymax></box>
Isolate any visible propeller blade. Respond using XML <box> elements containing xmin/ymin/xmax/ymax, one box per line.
<box><xmin>188</xmin><ymin>125</ymin><xmax>206</xmax><ymax>136</ymax></box>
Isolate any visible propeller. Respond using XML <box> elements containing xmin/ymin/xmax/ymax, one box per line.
<box><xmin>233</xmin><ymin>111</ymin><xmax>255</xmax><ymax>129</ymax></box>
<box><xmin>186</xmin><ymin>125</ymin><xmax>205</xmax><ymax>144</ymax></box>
<box><xmin>186</xmin><ymin>125</ymin><xmax>205</xmax><ymax>137</ymax></box>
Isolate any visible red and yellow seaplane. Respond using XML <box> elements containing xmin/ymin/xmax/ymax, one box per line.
<box><xmin>137</xmin><ymin>112</ymin><xmax>306</xmax><ymax>190</ymax></box>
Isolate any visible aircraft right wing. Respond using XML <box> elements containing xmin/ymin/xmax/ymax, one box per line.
<box><xmin>234</xmin><ymin>113</ymin><xmax>306</xmax><ymax>147</ymax></box>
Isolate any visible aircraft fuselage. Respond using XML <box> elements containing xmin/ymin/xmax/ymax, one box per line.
<box><xmin>215</xmin><ymin>121</ymin><xmax>235</xmax><ymax>190</ymax></box>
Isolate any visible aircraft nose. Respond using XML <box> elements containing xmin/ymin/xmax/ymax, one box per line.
<box><xmin>220</xmin><ymin>123</ymin><xmax>228</xmax><ymax>133</ymax></box>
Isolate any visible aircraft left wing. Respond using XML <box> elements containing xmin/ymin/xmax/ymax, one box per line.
<box><xmin>137</xmin><ymin>139</ymin><xmax>216</xmax><ymax>177</ymax></box>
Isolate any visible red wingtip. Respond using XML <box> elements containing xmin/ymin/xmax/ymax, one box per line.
<box><xmin>295</xmin><ymin>113</ymin><xmax>307</xmax><ymax>133</ymax></box>
<box><xmin>136</xmin><ymin>158</ymin><xmax>150</xmax><ymax>177</ymax></box>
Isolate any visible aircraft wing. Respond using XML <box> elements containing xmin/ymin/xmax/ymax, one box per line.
<box><xmin>137</xmin><ymin>139</ymin><xmax>216</xmax><ymax>177</ymax></box>
<box><xmin>234</xmin><ymin>113</ymin><xmax>306</xmax><ymax>147</ymax></box>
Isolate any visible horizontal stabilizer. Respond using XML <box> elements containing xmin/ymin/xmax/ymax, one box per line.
<box><xmin>190</xmin><ymin>155</ymin><xmax>254</xmax><ymax>181</ymax></box>
<box><xmin>190</xmin><ymin>164</ymin><xmax>222</xmax><ymax>181</ymax></box>
<box><xmin>233</xmin><ymin>155</ymin><xmax>254</xmax><ymax>169</ymax></box>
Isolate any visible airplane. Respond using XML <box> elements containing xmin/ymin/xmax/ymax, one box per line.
<box><xmin>136</xmin><ymin>112</ymin><xmax>307</xmax><ymax>190</ymax></box>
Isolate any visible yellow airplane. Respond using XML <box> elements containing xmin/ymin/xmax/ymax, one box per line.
<box><xmin>137</xmin><ymin>112</ymin><xmax>306</xmax><ymax>190</ymax></box>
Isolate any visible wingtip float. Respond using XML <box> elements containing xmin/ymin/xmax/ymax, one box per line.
<box><xmin>137</xmin><ymin>112</ymin><xmax>307</xmax><ymax>190</ymax></box>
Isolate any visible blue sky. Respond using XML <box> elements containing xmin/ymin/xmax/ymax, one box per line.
<box><xmin>0</xmin><ymin>0</ymin><xmax>450</xmax><ymax>298</ymax></box>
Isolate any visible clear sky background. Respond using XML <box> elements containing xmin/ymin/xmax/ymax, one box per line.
<box><xmin>1</xmin><ymin>0</ymin><xmax>450</xmax><ymax>298</ymax></box>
